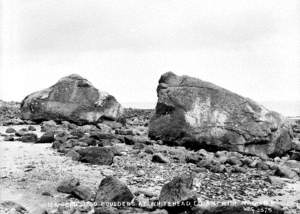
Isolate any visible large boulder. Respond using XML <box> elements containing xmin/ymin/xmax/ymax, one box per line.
<box><xmin>20</xmin><ymin>74</ymin><xmax>122</xmax><ymax>125</ymax></box>
<box><xmin>149</xmin><ymin>72</ymin><xmax>293</xmax><ymax>158</ymax></box>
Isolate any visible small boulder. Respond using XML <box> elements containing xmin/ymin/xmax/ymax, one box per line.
<box><xmin>124</xmin><ymin>136</ymin><xmax>136</xmax><ymax>145</ymax></box>
<box><xmin>95</xmin><ymin>176</ymin><xmax>134</xmax><ymax>206</ymax></box>
<box><xmin>152</xmin><ymin>154</ymin><xmax>169</xmax><ymax>164</ymax></box>
<box><xmin>66</xmin><ymin>150</ymin><xmax>81</xmax><ymax>161</ymax></box>
<box><xmin>159</xmin><ymin>174</ymin><xmax>197</xmax><ymax>211</ymax></box>
<box><xmin>41</xmin><ymin>120</ymin><xmax>58</xmax><ymax>132</ymax></box>
<box><xmin>28</xmin><ymin>125</ymin><xmax>36</xmax><ymax>131</ymax></box>
<box><xmin>5</xmin><ymin>127</ymin><xmax>16</xmax><ymax>134</ymax></box>
<box><xmin>77</xmin><ymin>147</ymin><xmax>115</xmax><ymax>165</ymax></box>
<box><xmin>20</xmin><ymin>133</ymin><xmax>38</xmax><ymax>143</ymax></box>
<box><xmin>37</xmin><ymin>132</ymin><xmax>55</xmax><ymax>143</ymax></box>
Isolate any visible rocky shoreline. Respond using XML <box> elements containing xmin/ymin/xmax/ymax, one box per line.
<box><xmin>1</xmin><ymin>100</ymin><xmax>300</xmax><ymax>214</ymax></box>
<box><xmin>1</xmin><ymin>73</ymin><xmax>300</xmax><ymax>214</ymax></box>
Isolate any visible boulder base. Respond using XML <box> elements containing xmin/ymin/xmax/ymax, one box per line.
<box><xmin>149</xmin><ymin>72</ymin><xmax>293</xmax><ymax>158</ymax></box>
<box><xmin>21</xmin><ymin>74</ymin><xmax>122</xmax><ymax>125</ymax></box>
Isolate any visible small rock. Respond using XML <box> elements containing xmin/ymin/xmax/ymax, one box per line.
<box><xmin>102</xmin><ymin>120</ymin><xmax>123</xmax><ymax>129</ymax></box>
<box><xmin>144</xmin><ymin>147</ymin><xmax>154</xmax><ymax>154</ymax></box>
<box><xmin>256</xmin><ymin>161</ymin><xmax>269</xmax><ymax>170</ymax></box>
<box><xmin>124</xmin><ymin>136</ymin><xmax>136</xmax><ymax>145</ymax></box>
<box><xmin>28</xmin><ymin>125</ymin><xmax>36</xmax><ymax>131</ymax></box>
<box><xmin>41</xmin><ymin>191</ymin><xmax>52</xmax><ymax>197</ymax></box>
<box><xmin>185</xmin><ymin>153</ymin><xmax>202</xmax><ymax>164</ymax></box>
<box><xmin>37</xmin><ymin>132</ymin><xmax>55</xmax><ymax>143</ymax></box>
<box><xmin>41</xmin><ymin>120</ymin><xmax>57</xmax><ymax>132</ymax></box>
<box><xmin>66</xmin><ymin>150</ymin><xmax>81</xmax><ymax>161</ymax></box>
<box><xmin>20</xmin><ymin>133</ymin><xmax>38</xmax><ymax>142</ymax></box>
<box><xmin>57</xmin><ymin>177</ymin><xmax>80</xmax><ymax>193</ymax></box>
<box><xmin>133</xmin><ymin>143</ymin><xmax>145</xmax><ymax>150</ymax></box>
<box><xmin>210</xmin><ymin>164</ymin><xmax>226</xmax><ymax>173</ymax></box>
<box><xmin>96</xmin><ymin>123</ymin><xmax>113</xmax><ymax>134</ymax></box>
<box><xmin>115</xmin><ymin>129</ymin><xmax>134</xmax><ymax>135</ymax></box>
<box><xmin>70</xmin><ymin>129</ymin><xmax>85</xmax><ymax>138</ymax></box>
<box><xmin>231</xmin><ymin>166</ymin><xmax>247</xmax><ymax>173</ymax></box>
<box><xmin>5</xmin><ymin>127</ymin><xmax>16</xmax><ymax>134</ymax></box>
<box><xmin>152</xmin><ymin>154</ymin><xmax>169</xmax><ymax>164</ymax></box>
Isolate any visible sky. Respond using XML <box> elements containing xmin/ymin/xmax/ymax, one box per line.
<box><xmin>0</xmin><ymin>0</ymin><xmax>299</xmax><ymax>115</ymax></box>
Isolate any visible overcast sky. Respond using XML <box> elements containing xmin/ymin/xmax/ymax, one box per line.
<box><xmin>0</xmin><ymin>0</ymin><xmax>299</xmax><ymax>115</ymax></box>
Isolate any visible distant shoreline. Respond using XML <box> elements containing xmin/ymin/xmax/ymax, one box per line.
<box><xmin>123</xmin><ymin>101</ymin><xmax>300</xmax><ymax>118</ymax></box>
<box><xmin>1</xmin><ymin>99</ymin><xmax>299</xmax><ymax>118</ymax></box>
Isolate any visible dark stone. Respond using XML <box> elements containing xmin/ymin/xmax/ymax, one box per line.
<box><xmin>37</xmin><ymin>132</ymin><xmax>55</xmax><ymax>143</ymax></box>
<box><xmin>28</xmin><ymin>125</ymin><xmax>36</xmax><ymax>131</ymax></box>
<box><xmin>5</xmin><ymin>127</ymin><xmax>16</xmax><ymax>134</ymax></box>
<box><xmin>77</xmin><ymin>147</ymin><xmax>115</xmax><ymax>165</ymax></box>
<box><xmin>95</xmin><ymin>176</ymin><xmax>134</xmax><ymax>206</ymax></box>
<box><xmin>20</xmin><ymin>133</ymin><xmax>38</xmax><ymax>142</ymax></box>
<box><xmin>152</xmin><ymin>154</ymin><xmax>169</xmax><ymax>163</ymax></box>
<box><xmin>124</xmin><ymin>136</ymin><xmax>136</xmax><ymax>145</ymax></box>
<box><xmin>274</xmin><ymin>165</ymin><xmax>299</xmax><ymax>179</ymax></box>
<box><xmin>115</xmin><ymin>129</ymin><xmax>134</xmax><ymax>135</ymax></box>
<box><xmin>159</xmin><ymin>174</ymin><xmax>197</xmax><ymax>212</ymax></box>
<box><xmin>52</xmin><ymin>140</ymin><xmax>62</xmax><ymax>149</ymax></box>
